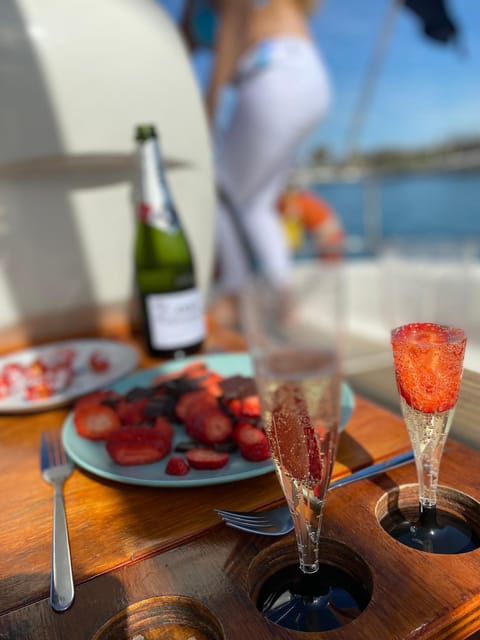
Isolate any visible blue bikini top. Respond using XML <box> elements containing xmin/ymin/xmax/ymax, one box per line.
<box><xmin>189</xmin><ymin>0</ymin><xmax>268</xmax><ymax>49</ymax></box>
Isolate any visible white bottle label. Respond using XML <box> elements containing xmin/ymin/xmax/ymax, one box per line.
<box><xmin>145</xmin><ymin>288</ymin><xmax>205</xmax><ymax>350</ymax></box>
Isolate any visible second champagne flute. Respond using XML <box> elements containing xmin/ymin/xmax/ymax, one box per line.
<box><xmin>388</xmin><ymin>322</ymin><xmax>479</xmax><ymax>553</ymax></box>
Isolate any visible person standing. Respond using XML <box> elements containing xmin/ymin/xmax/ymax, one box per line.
<box><xmin>181</xmin><ymin>0</ymin><xmax>332</xmax><ymax>325</ymax></box>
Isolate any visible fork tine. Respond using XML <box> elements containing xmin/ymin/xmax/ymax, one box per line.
<box><xmin>40</xmin><ymin>432</ymin><xmax>50</xmax><ymax>470</ymax></box>
<box><xmin>221</xmin><ymin>517</ymin><xmax>273</xmax><ymax>529</ymax></box>
<box><xmin>224</xmin><ymin>521</ymin><xmax>289</xmax><ymax>536</ymax></box>
<box><xmin>43</xmin><ymin>430</ymin><xmax>67</xmax><ymax>467</ymax></box>
<box><xmin>215</xmin><ymin>511</ymin><xmax>273</xmax><ymax>526</ymax></box>
<box><xmin>215</xmin><ymin>507</ymin><xmax>275</xmax><ymax>519</ymax></box>
<box><xmin>215</xmin><ymin>509</ymin><xmax>272</xmax><ymax>522</ymax></box>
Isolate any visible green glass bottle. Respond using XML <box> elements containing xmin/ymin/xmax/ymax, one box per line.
<box><xmin>134</xmin><ymin>124</ymin><xmax>205</xmax><ymax>358</ymax></box>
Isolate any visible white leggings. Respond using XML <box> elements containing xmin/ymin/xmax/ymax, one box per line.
<box><xmin>214</xmin><ymin>36</ymin><xmax>331</xmax><ymax>294</ymax></box>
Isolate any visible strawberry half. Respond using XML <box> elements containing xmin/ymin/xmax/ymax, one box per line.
<box><xmin>185</xmin><ymin>409</ymin><xmax>234</xmax><ymax>445</ymax></box>
<box><xmin>165</xmin><ymin>456</ymin><xmax>190</xmax><ymax>476</ymax></box>
<box><xmin>74</xmin><ymin>404</ymin><xmax>121</xmax><ymax>440</ymax></box>
<box><xmin>391</xmin><ymin>322</ymin><xmax>466</xmax><ymax>413</ymax></box>
<box><xmin>106</xmin><ymin>426</ymin><xmax>171</xmax><ymax>466</ymax></box>
<box><xmin>153</xmin><ymin>417</ymin><xmax>175</xmax><ymax>443</ymax></box>
<box><xmin>235</xmin><ymin>424</ymin><xmax>270</xmax><ymax>462</ymax></box>
<box><xmin>186</xmin><ymin>448</ymin><xmax>229</xmax><ymax>470</ymax></box>
<box><xmin>89</xmin><ymin>350</ymin><xmax>110</xmax><ymax>373</ymax></box>
<box><xmin>175</xmin><ymin>389</ymin><xmax>218</xmax><ymax>422</ymax></box>
<box><xmin>115</xmin><ymin>397</ymin><xmax>149</xmax><ymax>425</ymax></box>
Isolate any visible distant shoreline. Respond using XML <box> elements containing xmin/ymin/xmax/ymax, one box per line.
<box><xmin>294</xmin><ymin>138</ymin><xmax>480</xmax><ymax>185</ymax></box>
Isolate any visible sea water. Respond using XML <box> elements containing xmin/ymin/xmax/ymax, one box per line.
<box><xmin>309</xmin><ymin>170</ymin><xmax>480</xmax><ymax>257</ymax></box>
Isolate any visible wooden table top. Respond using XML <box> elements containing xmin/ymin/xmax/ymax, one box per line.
<box><xmin>0</xmin><ymin>324</ymin><xmax>479</xmax><ymax>639</ymax></box>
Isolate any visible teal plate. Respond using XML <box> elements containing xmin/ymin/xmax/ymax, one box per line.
<box><xmin>62</xmin><ymin>352</ymin><xmax>355</xmax><ymax>488</ymax></box>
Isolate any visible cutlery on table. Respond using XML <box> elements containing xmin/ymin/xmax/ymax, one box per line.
<box><xmin>215</xmin><ymin>449</ymin><xmax>414</xmax><ymax>536</ymax></box>
<box><xmin>40</xmin><ymin>430</ymin><xmax>75</xmax><ymax>612</ymax></box>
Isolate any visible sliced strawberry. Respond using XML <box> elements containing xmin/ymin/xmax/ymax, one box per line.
<box><xmin>235</xmin><ymin>424</ymin><xmax>270</xmax><ymax>462</ymax></box>
<box><xmin>240</xmin><ymin>395</ymin><xmax>261</xmax><ymax>418</ymax></box>
<box><xmin>24</xmin><ymin>380</ymin><xmax>54</xmax><ymax>401</ymax></box>
<box><xmin>153</xmin><ymin>416</ymin><xmax>175</xmax><ymax>442</ymax></box>
<box><xmin>2</xmin><ymin>363</ymin><xmax>26</xmax><ymax>394</ymax></box>
<box><xmin>0</xmin><ymin>374</ymin><xmax>9</xmax><ymax>399</ymax></box>
<box><xmin>225</xmin><ymin>398</ymin><xmax>243</xmax><ymax>417</ymax></box>
<box><xmin>391</xmin><ymin>322</ymin><xmax>466</xmax><ymax>413</ymax></box>
<box><xmin>186</xmin><ymin>448</ymin><xmax>229</xmax><ymax>470</ymax></box>
<box><xmin>175</xmin><ymin>389</ymin><xmax>218</xmax><ymax>422</ymax></box>
<box><xmin>165</xmin><ymin>456</ymin><xmax>190</xmax><ymax>476</ymax></box>
<box><xmin>304</xmin><ymin>426</ymin><xmax>322</xmax><ymax>479</ymax></box>
<box><xmin>89</xmin><ymin>350</ymin><xmax>110</xmax><ymax>373</ymax></box>
<box><xmin>222</xmin><ymin>395</ymin><xmax>261</xmax><ymax>420</ymax></box>
<box><xmin>74</xmin><ymin>404</ymin><xmax>121</xmax><ymax>440</ymax></box>
<box><xmin>232</xmin><ymin>421</ymin><xmax>253</xmax><ymax>446</ymax></box>
<box><xmin>44</xmin><ymin>363</ymin><xmax>74</xmax><ymax>394</ymax></box>
<box><xmin>186</xmin><ymin>408</ymin><xmax>234</xmax><ymax>445</ymax></box>
<box><xmin>106</xmin><ymin>426</ymin><xmax>171</xmax><ymax>465</ymax></box>
<box><xmin>115</xmin><ymin>397</ymin><xmax>149</xmax><ymax>425</ymax></box>
<box><xmin>196</xmin><ymin>371</ymin><xmax>224</xmax><ymax>396</ymax></box>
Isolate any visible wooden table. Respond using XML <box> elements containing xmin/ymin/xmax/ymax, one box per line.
<box><xmin>0</xmin><ymin>326</ymin><xmax>480</xmax><ymax>639</ymax></box>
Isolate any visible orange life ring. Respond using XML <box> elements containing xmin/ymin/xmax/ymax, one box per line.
<box><xmin>278</xmin><ymin>189</ymin><xmax>336</xmax><ymax>230</ymax></box>
<box><xmin>277</xmin><ymin>189</ymin><xmax>344</xmax><ymax>256</ymax></box>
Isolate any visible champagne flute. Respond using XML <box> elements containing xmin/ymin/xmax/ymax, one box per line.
<box><xmin>242</xmin><ymin>265</ymin><xmax>364</xmax><ymax>631</ymax></box>
<box><xmin>389</xmin><ymin>322</ymin><xmax>478</xmax><ymax>553</ymax></box>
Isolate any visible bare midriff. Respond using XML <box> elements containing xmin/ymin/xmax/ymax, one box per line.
<box><xmin>244</xmin><ymin>0</ymin><xmax>312</xmax><ymax>52</ymax></box>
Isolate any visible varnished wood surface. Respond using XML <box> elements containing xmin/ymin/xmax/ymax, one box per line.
<box><xmin>1</xmin><ymin>326</ymin><xmax>479</xmax><ymax>639</ymax></box>
<box><xmin>2</xmin><ymin>441</ymin><xmax>480</xmax><ymax>639</ymax></box>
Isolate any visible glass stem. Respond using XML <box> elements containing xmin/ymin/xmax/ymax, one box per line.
<box><xmin>287</xmin><ymin>484</ymin><xmax>325</xmax><ymax>574</ymax></box>
<box><xmin>411</xmin><ymin>409</ymin><xmax>452</xmax><ymax>510</ymax></box>
<box><xmin>415</xmin><ymin>451</ymin><xmax>442</xmax><ymax>509</ymax></box>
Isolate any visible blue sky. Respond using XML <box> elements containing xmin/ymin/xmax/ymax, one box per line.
<box><xmin>160</xmin><ymin>0</ymin><xmax>480</xmax><ymax>160</ymax></box>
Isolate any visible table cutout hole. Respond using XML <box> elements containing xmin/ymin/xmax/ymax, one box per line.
<box><xmin>92</xmin><ymin>595</ymin><xmax>225</xmax><ymax>640</ymax></box>
<box><xmin>376</xmin><ymin>484</ymin><xmax>480</xmax><ymax>554</ymax></box>
<box><xmin>247</xmin><ymin>537</ymin><xmax>372</xmax><ymax>632</ymax></box>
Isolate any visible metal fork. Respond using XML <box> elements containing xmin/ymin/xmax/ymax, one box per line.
<box><xmin>215</xmin><ymin>449</ymin><xmax>414</xmax><ymax>536</ymax></box>
<box><xmin>40</xmin><ymin>430</ymin><xmax>75</xmax><ymax>612</ymax></box>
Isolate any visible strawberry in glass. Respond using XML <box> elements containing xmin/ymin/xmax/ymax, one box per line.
<box><xmin>388</xmin><ymin>322</ymin><xmax>478</xmax><ymax>554</ymax></box>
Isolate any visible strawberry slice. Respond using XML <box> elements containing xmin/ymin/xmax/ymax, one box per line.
<box><xmin>185</xmin><ymin>409</ymin><xmax>234</xmax><ymax>445</ymax></box>
<box><xmin>115</xmin><ymin>397</ymin><xmax>149</xmax><ymax>425</ymax></box>
<box><xmin>240</xmin><ymin>395</ymin><xmax>261</xmax><ymax>418</ymax></box>
<box><xmin>391</xmin><ymin>322</ymin><xmax>466</xmax><ymax>413</ymax></box>
<box><xmin>186</xmin><ymin>448</ymin><xmax>229</xmax><ymax>470</ymax></box>
<box><xmin>89</xmin><ymin>350</ymin><xmax>110</xmax><ymax>373</ymax></box>
<box><xmin>175</xmin><ymin>390</ymin><xmax>218</xmax><ymax>422</ymax></box>
<box><xmin>74</xmin><ymin>404</ymin><xmax>121</xmax><ymax>440</ymax></box>
<box><xmin>153</xmin><ymin>417</ymin><xmax>175</xmax><ymax>443</ymax></box>
<box><xmin>165</xmin><ymin>456</ymin><xmax>190</xmax><ymax>476</ymax></box>
<box><xmin>235</xmin><ymin>424</ymin><xmax>270</xmax><ymax>462</ymax></box>
<box><xmin>106</xmin><ymin>426</ymin><xmax>171</xmax><ymax>465</ymax></box>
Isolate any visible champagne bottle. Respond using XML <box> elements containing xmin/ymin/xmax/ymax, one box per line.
<box><xmin>134</xmin><ymin>124</ymin><xmax>205</xmax><ymax>358</ymax></box>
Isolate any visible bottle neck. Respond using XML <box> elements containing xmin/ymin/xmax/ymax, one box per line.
<box><xmin>136</xmin><ymin>137</ymin><xmax>179</xmax><ymax>233</ymax></box>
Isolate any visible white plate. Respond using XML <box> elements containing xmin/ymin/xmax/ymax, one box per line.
<box><xmin>62</xmin><ymin>352</ymin><xmax>355</xmax><ymax>488</ymax></box>
<box><xmin>0</xmin><ymin>339</ymin><xmax>139</xmax><ymax>413</ymax></box>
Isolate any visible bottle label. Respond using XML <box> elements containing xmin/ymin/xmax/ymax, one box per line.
<box><xmin>145</xmin><ymin>288</ymin><xmax>205</xmax><ymax>350</ymax></box>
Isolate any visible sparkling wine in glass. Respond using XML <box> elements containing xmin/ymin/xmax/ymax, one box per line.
<box><xmin>254</xmin><ymin>347</ymin><xmax>340</xmax><ymax>574</ymax></box>
<box><xmin>389</xmin><ymin>322</ymin><xmax>478</xmax><ymax>553</ymax></box>
<box><xmin>242</xmin><ymin>266</ymin><xmax>368</xmax><ymax>631</ymax></box>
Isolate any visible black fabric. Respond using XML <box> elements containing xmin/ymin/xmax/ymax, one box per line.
<box><xmin>403</xmin><ymin>0</ymin><xmax>458</xmax><ymax>44</ymax></box>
